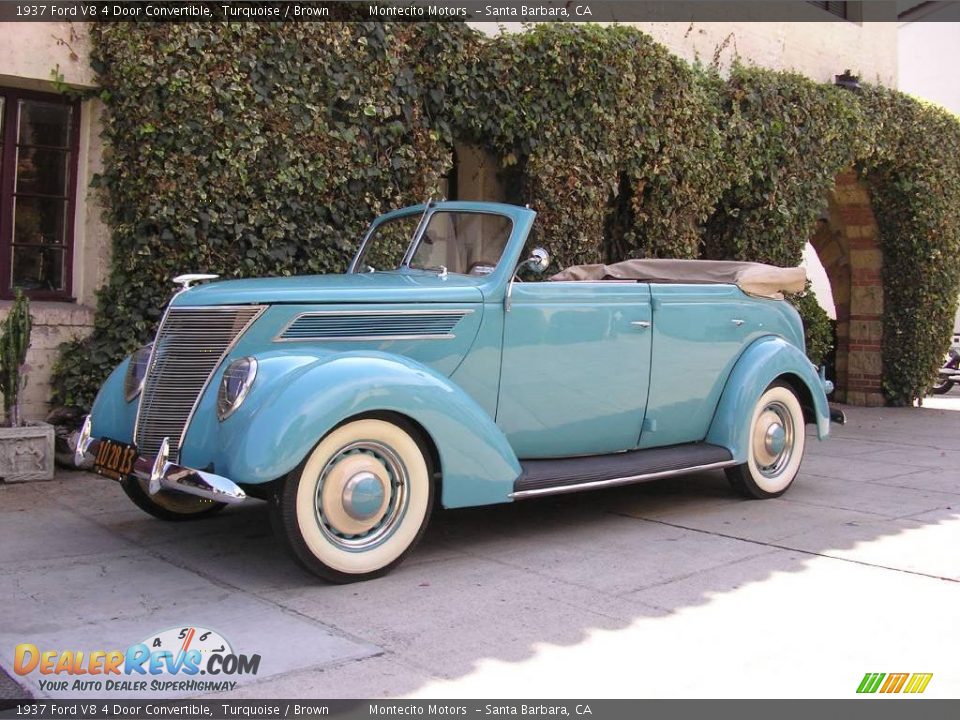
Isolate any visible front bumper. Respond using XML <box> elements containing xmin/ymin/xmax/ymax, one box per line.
<box><xmin>75</xmin><ymin>416</ymin><xmax>246</xmax><ymax>504</ymax></box>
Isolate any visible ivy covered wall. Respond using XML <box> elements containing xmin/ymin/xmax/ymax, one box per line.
<box><xmin>53</xmin><ymin>22</ymin><xmax>960</xmax><ymax>408</ymax></box>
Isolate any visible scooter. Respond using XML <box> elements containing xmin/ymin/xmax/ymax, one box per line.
<box><xmin>933</xmin><ymin>342</ymin><xmax>960</xmax><ymax>394</ymax></box>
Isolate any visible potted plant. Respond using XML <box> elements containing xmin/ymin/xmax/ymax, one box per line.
<box><xmin>0</xmin><ymin>290</ymin><xmax>54</xmax><ymax>481</ymax></box>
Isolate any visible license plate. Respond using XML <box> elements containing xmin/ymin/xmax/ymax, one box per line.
<box><xmin>93</xmin><ymin>438</ymin><xmax>139</xmax><ymax>481</ymax></box>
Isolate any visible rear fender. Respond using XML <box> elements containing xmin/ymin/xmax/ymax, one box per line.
<box><xmin>706</xmin><ymin>336</ymin><xmax>830</xmax><ymax>463</ymax></box>
<box><xmin>213</xmin><ymin>350</ymin><xmax>521</xmax><ymax>508</ymax></box>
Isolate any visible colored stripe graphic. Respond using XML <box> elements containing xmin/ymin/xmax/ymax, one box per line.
<box><xmin>857</xmin><ymin>672</ymin><xmax>932</xmax><ymax>694</ymax></box>
<box><xmin>857</xmin><ymin>673</ymin><xmax>885</xmax><ymax>693</ymax></box>
<box><xmin>903</xmin><ymin>673</ymin><xmax>933</xmax><ymax>694</ymax></box>
<box><xmin>880</xmin><ymin>673</ymin><xmax>909</xmax><ymax>693</ymax></box>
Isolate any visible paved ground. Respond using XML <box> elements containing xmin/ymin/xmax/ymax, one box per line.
<box><xmin>1</xmin><ymin>399</ymin><xmax>958</xmax><ymax>699</ymax></box>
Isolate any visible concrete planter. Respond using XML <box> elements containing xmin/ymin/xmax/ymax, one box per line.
<box><xmin>0</xmin><ymin>421</ymin><xmax>55</xmax><ymax>482</ymax></box>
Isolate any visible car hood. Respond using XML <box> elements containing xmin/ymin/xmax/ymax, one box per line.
<box><xmin>173</xmin><ymin>271</ymin><xmax>486</xmax><ymax>307</ymax></box>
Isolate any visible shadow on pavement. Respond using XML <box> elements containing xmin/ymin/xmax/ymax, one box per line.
<box><xmin>1</xmin><ymin>404</ymin><xmax>958</xmax><ymax>698</ymax></box>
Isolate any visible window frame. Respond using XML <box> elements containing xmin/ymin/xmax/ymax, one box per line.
<box><xmin>807</xmin><ymin>1</ymin><xmax>850</xmax><ymax>20</ymax></box>
<box><xmin>406</xmin><ymin>209</ymin><xmax>515</xmax><ymax>277</ymax></box>
<box><xmin>0</xmin><ymin>86</ymin><xmax>81</xmax><ymax>301</ymax></box>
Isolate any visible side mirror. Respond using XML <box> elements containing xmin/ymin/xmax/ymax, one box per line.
<box><xmin>527</xmin><ymin>248</ymin><xmax>550</xmax><ymax>273</ymax></box>
<box><xmin>526</xmin><ymin>247</ymin><xmax>551</xmax><ymax>274</ymax></box>
<box><xmin>506</xmin><ymin>247</ymin><xmax>552</xmax><ymax>312</ymax></box>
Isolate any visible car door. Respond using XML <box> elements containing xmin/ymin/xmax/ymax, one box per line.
<box><xmin>638</xmin><ymin>284</ymin><xmax>755</xmax><ymax>448</ymax></box>
<box><xmin>496</xmin><ymin>281</ymin><xmax>652</xmax><ymax>458</ymax></box>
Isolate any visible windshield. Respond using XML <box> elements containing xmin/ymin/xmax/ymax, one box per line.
<box><xmin>355</xmin><ymin>214</ymin><xmax>421</xmax><ymax>272</ymax></box>
<box><xmin>353</xmin><ymin>210</ymin><xmax>513</xmax><ymax>276</ymax></box>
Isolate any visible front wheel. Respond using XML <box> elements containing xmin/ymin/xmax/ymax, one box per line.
<box><xmin>726</xmin><ymin>382</ymin><xmax>806</xmax><ymax>499</ymax></box>
<box><xmin>121</xmin><ymin>477</ymin><xmax>226</xmax><ymax>521</ymax></box>
<box><xmin>273</xmin><ymin>417</ymin><xmax>433</xmax><ymax>583</ymax></box>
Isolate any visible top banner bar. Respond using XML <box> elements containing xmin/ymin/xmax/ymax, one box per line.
<box><xmin>0</xmin><ymin>1</ymin><xmax>951</xmax><ymax>24</ymax></box>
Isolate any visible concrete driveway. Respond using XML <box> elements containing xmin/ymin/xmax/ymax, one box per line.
<box><xmin>1</xmin><ymin>401</ymin><xmax>958</xmax><ymax>699</ymax></box>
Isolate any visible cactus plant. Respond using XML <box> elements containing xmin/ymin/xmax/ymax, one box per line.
<box><xmin>0</xmin><ymin>290</ymin><xmax>33</xmax><ymax>428</ymax></box>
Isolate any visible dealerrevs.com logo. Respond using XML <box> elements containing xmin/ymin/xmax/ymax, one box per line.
<box><xmin>14</xmin><ymin>626</ymin><xmax>260</xmax><ymax>694</ymax></box>
<box><xmin>857</xmin><ymin>672</ymin><xmax>933</xmax><ymax>694</ymax></box>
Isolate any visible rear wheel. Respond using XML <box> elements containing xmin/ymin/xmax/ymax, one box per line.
<box><xmin>726</xmin><ymin>382</ymin><xmax>805</xmax><ymax>499</ymax></box>
<box><xmin>121</xmin><ymin>477</ymin><xmax>226</xmax><ymax>521</ymax></box>
<box><xmin>931</xmin><ymin>378</ymin><xmax>954</xmax><ymax>395</ymax></box>
<box><xmin>273</xmin><ymin>418</ymin><xmax>433</xmax><ymax>584</ymax></box>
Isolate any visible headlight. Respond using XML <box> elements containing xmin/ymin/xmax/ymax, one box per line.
<box><xmin>217</xmin><ymin>357</ymin><xmax>258</xmax><ymax>420</ymax></box>
<box><xmin>124</xmin><ymin>344</ymin><xmax>152</xmax><ymax>402</ymax></box>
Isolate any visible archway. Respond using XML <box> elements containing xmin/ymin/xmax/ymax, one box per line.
<box><xmin>809</xmin><ymin>170</ymin><xmax>885</xmax><ymax>406</ymax></box>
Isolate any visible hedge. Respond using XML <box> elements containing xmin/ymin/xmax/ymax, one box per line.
<box><xmin>52</xmin><ymin>22</ymin><xmax>960</xmax><ymax>408</ymax></box>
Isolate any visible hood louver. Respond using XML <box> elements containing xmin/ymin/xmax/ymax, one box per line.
<box><xmin>278</xmin><ymin>310</ymin><xmax>471</xmax><ymax>341</ymax></box>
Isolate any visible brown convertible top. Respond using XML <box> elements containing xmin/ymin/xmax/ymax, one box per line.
<box><xmin>550</xmin><ymin>258</ymin><xmax>806</xmax><ymax>300</ymax></box>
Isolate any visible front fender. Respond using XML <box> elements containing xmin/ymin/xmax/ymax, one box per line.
<box><xmin>706</xmin><ymin>336</ymin><xmax>830</xmax><ymax>463</ymax></box>
<box><xmin>209</xmin><ymin>350</ymin><xmax>521</xmax><ymax>508</ymax></box>
<box><xmin>90</xmin><ymin>357</ymin><xmax>136</xmax><ymax>444</ymax></box>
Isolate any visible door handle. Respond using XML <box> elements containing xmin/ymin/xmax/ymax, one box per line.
<box><xmin>631</xmin><ymin>321</ymin><xmax>651</xmax><ymax>329</ymax></box>
<box><xmin>731</xmin><ymin>319</ymin><xmax>745</xmax><ymax>327</ymax></box>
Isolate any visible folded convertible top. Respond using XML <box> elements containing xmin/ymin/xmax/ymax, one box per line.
<box><xmin>550</xmin><ymin>258</ymin><xmax>807</xmax><ymax>300</ymax></box>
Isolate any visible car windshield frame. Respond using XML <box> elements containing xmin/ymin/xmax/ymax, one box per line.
<box><xmin>348</xmin><ymin>205</ymin><xmax>428</xmax><ymax>274</ymax></box>
<box><xmin>350</xmin><ymin>207</ymin><xmax>515</xmax><ymax>277</ymax></box>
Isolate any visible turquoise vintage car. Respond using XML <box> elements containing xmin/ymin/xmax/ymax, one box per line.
<box><xmin>77</xmin><ymin>201</ymin><xmax>832</xmax><ymax>582</ymax></box>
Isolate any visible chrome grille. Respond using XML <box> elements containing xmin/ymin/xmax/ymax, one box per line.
<box><xmin>135</xmin><ymin>306</ymin><xmax>264</xmax><ymax>460</ymax></box>
<box><xmin>279</xmin><ymin>310</ymin><xmax>469</xmax><ymax>341</ymax></box>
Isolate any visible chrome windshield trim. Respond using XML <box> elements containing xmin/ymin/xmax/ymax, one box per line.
<box><xmin>399</xmin><ymin>201</ymin><xmax>436</xmax><ymax>268</ymax></box>
<box><xmin>405</xmin><ymin>210</ymin><xmax>515</xmax><ymax>276</ymax></box>
<box><xmin>349</xmin><ymin>203</ymin><xmax>431</xmax><ymax>274</ymax></box>
<box><xmin>351</xmin><ymin>205</ymin><xmax>515</xmax><ymax>277</ymax></box>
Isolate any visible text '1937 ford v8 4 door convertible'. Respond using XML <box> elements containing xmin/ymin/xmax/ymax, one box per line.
<box><xmin>77</xmin><ymin>201</ymin><xmax>834</xmax><ymax>583</ymax></box>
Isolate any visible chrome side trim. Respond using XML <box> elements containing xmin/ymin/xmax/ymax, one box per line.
<box><xmin>508</xmin><ymin>459</ymin><xmax>739</xmax><ymax>500</ymax></box>
<box><xmin>274</xmin><ymin>308</ymin><xmax>473</xmax><ymax>343</ymax></box>
<box><xmin>279</xmin><ymin>333</ymin><xmax>458</xmax><ymax>342</ymax></box>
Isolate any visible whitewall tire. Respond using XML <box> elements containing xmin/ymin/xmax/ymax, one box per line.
<box><xmin>275</xmin><ymin>417</ymin><xmax>433</xmax><ymax>583</ymax></box>
<box><xmin>725</xmin><ymin>382</ymin><xmax>805</xmax><ymax>499</ymax></box>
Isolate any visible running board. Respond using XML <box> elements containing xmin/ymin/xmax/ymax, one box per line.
<box><xmin>512</xmin><ymin>443</ymin><xmax>736</xmax><ymax>499</ymax></box>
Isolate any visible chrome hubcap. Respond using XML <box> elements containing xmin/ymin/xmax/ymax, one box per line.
<box><xmin>342</xmin><ymin>471</ymin><xmax>386</xmax><ymax>521</ymax></box>
<box><xmin>752</xmin><ymin>402</ymin><xmax>794</xmax><ymax>478</ymax></box>
<box><xmin>315</xmin><ymin>441</ymin><xmax>407</xmax><ymax>551</ymax></box>
<box><xmin>764</xmin><ymin>423</ymin><xmax>786</xmax><ymax>456</ymax></box>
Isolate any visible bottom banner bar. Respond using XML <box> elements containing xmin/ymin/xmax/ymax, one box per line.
<box><xmin>0</xmin><ymin>700</ymin><xmax>956</xmax><ymax>720</ymax></box>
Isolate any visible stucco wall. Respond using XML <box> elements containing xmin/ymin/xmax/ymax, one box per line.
<box><xmin>899</xmin><ymin>20</ymin><xmax>960</xmax><ymax>115</ymax></box>
<box><xmin>638</xmin><ymin>20</ymin><xmax>897</xmax><ymax>87</ymax></box>
<box><xmin>0</xmin><ymin>22</ymin><xmax>106</xmax><ymax>421</ymax></box>
<box><xmin>0</xmin><ymin>21</ymin><xmax>96</xmax><ymax>89</ymax></box>
<box><xmin>473</xmin><ymin>11</ymin><xmax>899</xmax><ymax>87</ymax></box>
<box><xmin>0</xmin><ymin>302</ymin><xmax>94</xmax><ymax>423</ymax></box>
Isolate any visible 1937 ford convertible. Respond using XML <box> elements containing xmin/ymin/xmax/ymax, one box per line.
<box><xmin>77</xmin><ymin>201</ymin><xmax>832</xmax><ymax>583</ymax></box>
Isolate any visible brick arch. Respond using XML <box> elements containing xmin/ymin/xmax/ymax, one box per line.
<box><xmin>809</xmin><ymin>170</ymin><xmax>884</xmax><ymax>406</ymax></box>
